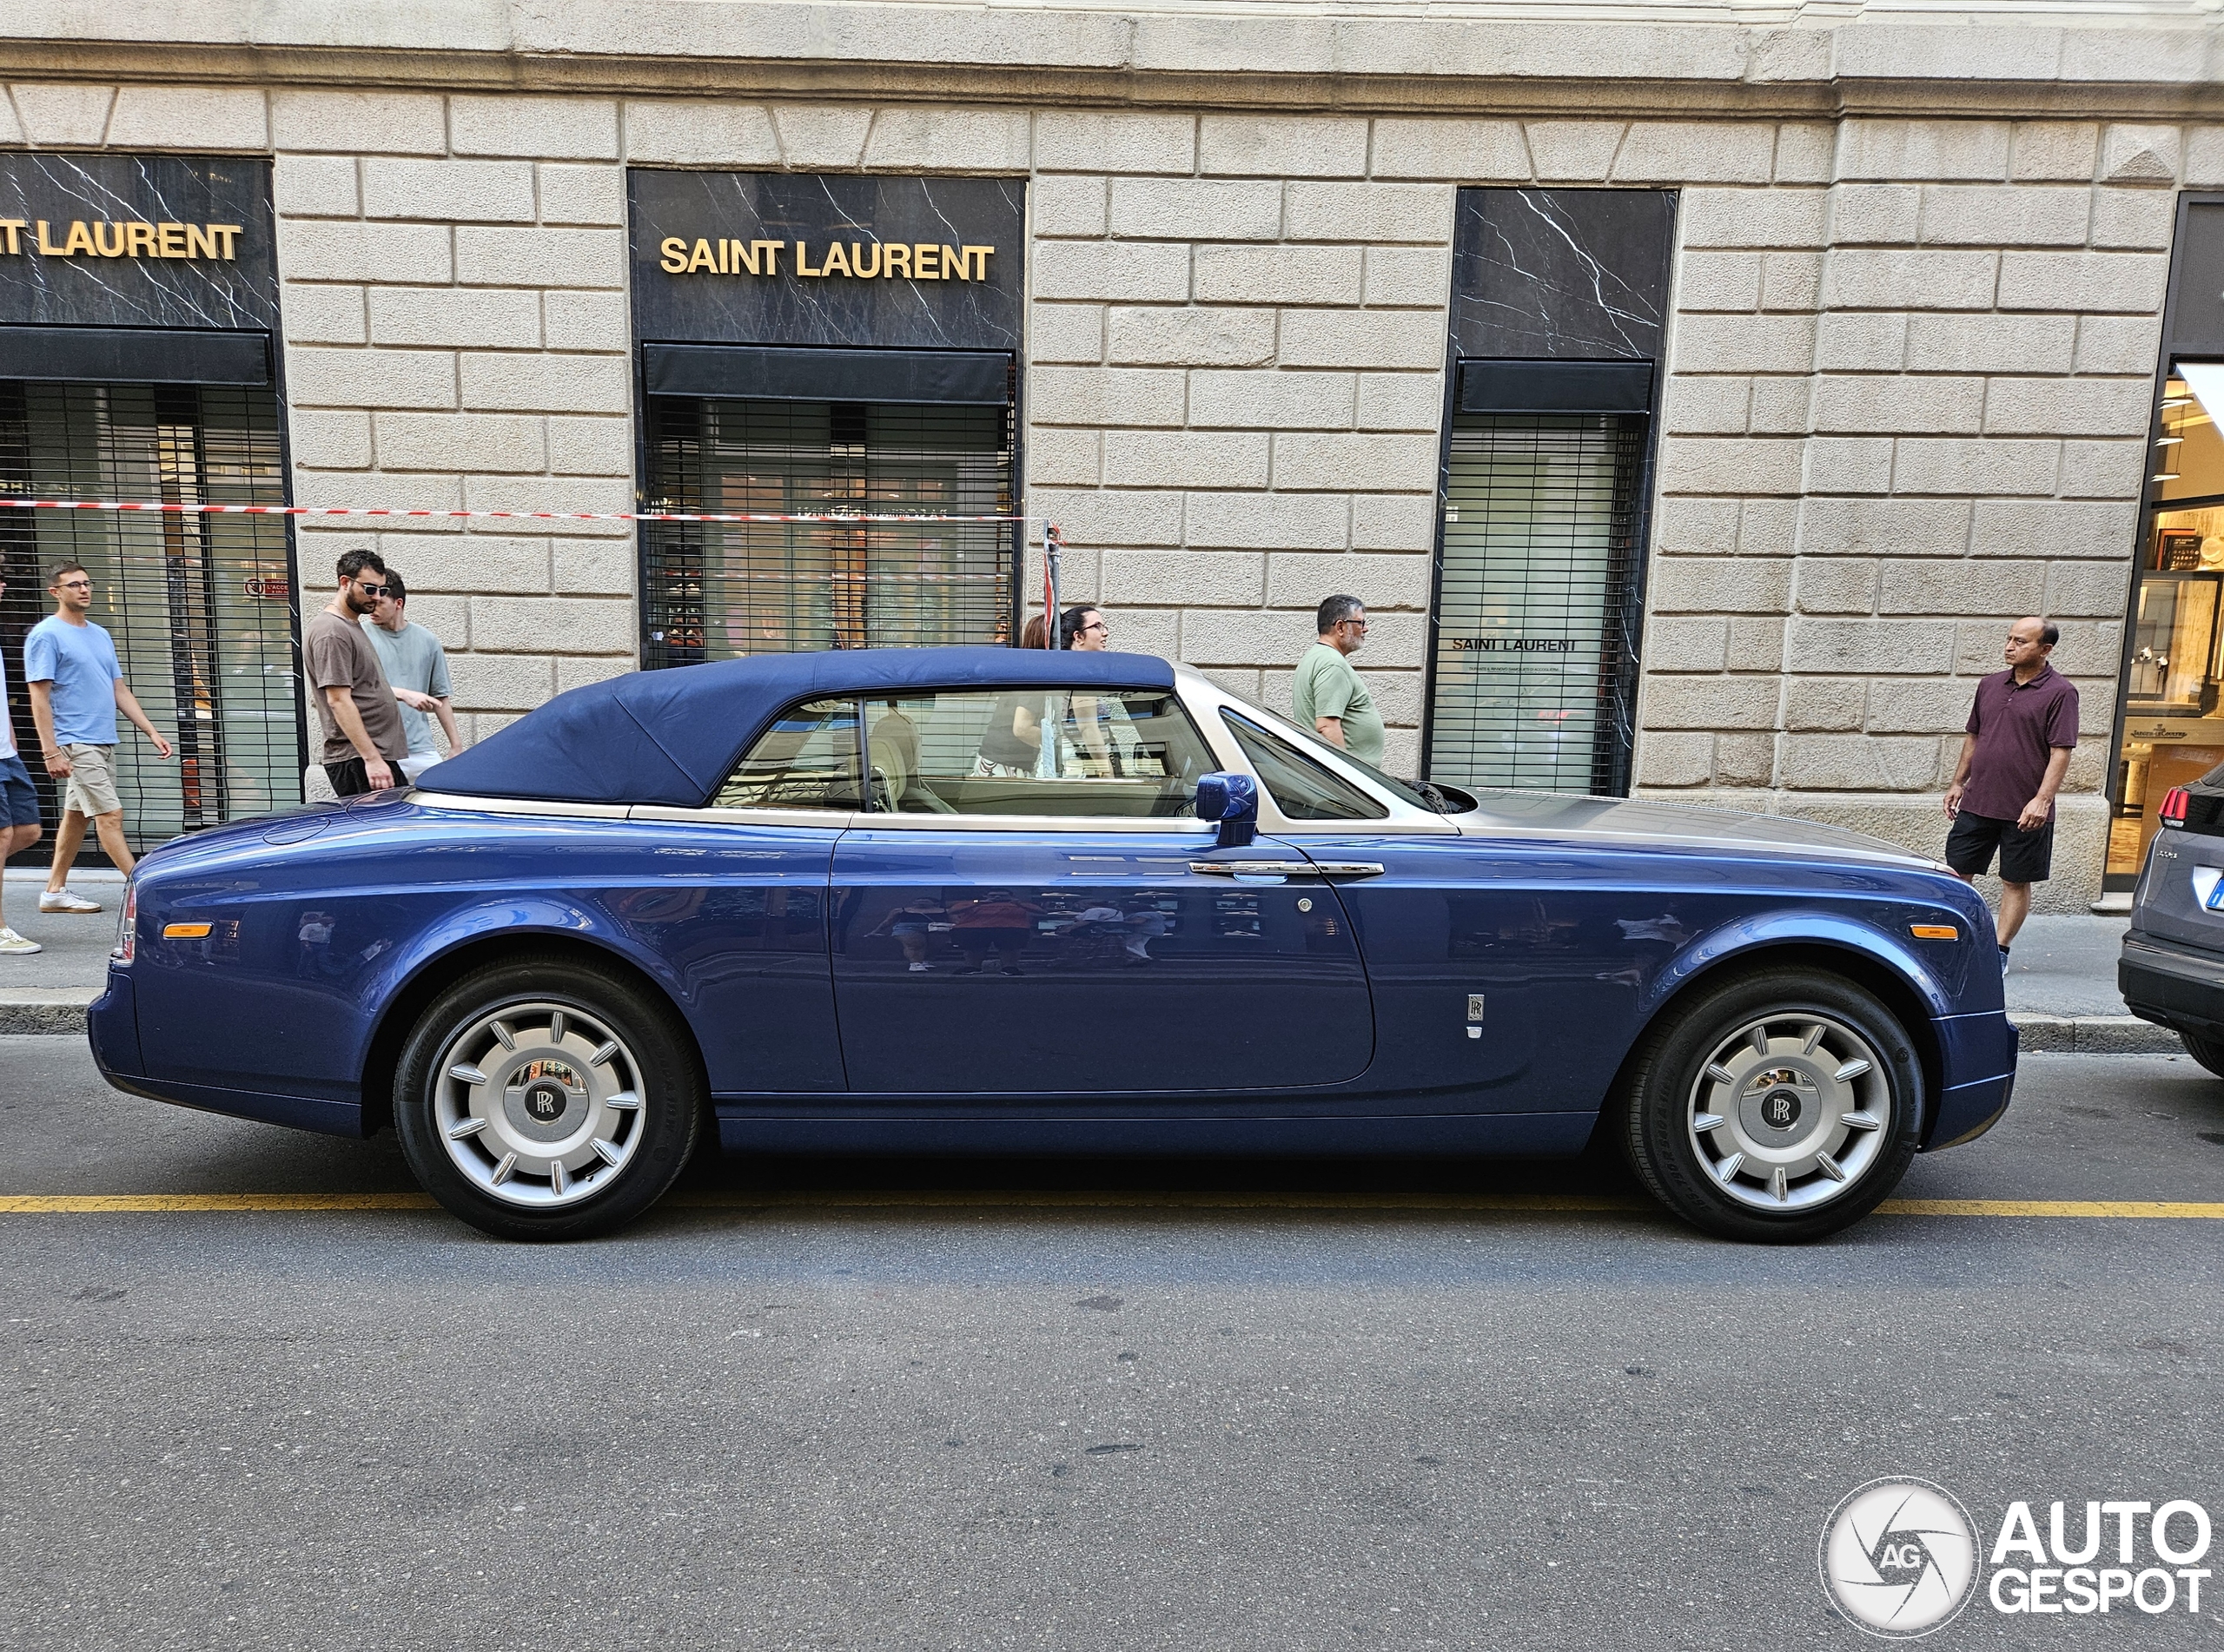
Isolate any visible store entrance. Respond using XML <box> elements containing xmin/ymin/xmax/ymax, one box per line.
<box><xmin>0</xmin><ymin>380</ymin><xmax>299</xmax><ymax>860</ymax></box>
<box><xmin>639</xmin><ymin>394</ymin><xmax>1016</xmax><ymax>668</ymax></box>
<box><xmin>2108</xmin><ymin>361</ymin><xmax>2224</xmax><ymax>888</ymax></box>
<box><xmin>1426</xmin><ymin>409</ymin><xmax>1648</xmax><ymax>796</ymax></box>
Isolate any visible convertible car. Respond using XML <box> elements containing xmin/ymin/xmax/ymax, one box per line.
<box><xmin>88</xmin><ymin>647</ymin><xmax>2015</xmax><ymax>1243</ymax></box>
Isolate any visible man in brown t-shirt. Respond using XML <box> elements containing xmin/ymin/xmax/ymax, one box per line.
<box><xmin>305</xmin><ymin>550</ymin><xmax>410</xmax><ymax>796</ymax></box>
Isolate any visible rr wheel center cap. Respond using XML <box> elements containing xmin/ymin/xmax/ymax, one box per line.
<box><xmin>1739</xmin><ymin>1067</ymin><xmax>1820</xmax><ymax>1145</ymax></box>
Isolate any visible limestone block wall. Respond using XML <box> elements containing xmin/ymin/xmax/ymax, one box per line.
<box><xmin>269</xmin><ymin>91</ymin><xmax>639</xmax><ymax>749</ymax></box>
<box><xmin>1640</xmin><ymin>115</ymin><xmax>2194</xmax><ymax>908</ymax></box>
<box><xmin>1024</xmin><ymin>111</ymin><xmax>1464</xmax><ymax>776</ymax></box>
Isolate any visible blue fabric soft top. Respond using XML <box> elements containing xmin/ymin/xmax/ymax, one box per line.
<box><xmin>416</xmin><ymin>647</ymin><xmax>1179</xmax><ymax>807</ymax></box>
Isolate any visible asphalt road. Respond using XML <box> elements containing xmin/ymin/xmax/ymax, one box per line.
<box><xmin>3</xmin><ymin>1039</ymin><xmax>2222</xmax><ymax>1650</ymax></box>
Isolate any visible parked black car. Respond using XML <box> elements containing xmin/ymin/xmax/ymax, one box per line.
<box><xmin>2121</xmin><ymin>775</ymin><xmax>2224</xmax><ymax>1073</ymax></box>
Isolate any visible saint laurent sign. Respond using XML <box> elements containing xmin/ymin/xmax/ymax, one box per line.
<box><xmin>0</xmin><ymin>219</ymin><xmax>244</xmax><ymax>261</ymax></box>
<box><xmin>629</xmin><ymin>171</ymin><xmax>1023</xmax><ymax>352</ymax></box>
<box><xmin>0</xmin><ymin>154</ymin><xmax>275</xmax><ymax>333</ymax></box>
<box><xmin>657</xmin><ymin>236</ymin><xmax>996</xmax><ymax>281</ymax></box>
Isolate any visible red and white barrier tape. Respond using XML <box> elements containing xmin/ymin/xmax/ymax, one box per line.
<box><xmin>0</xmin><ymin>497</ymin><xmax>1029</xmax><ymax>525</ymax></box>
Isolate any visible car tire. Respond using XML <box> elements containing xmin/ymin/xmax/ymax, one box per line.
<box><xmin>393</xmin><ymin>953</ymin><xmax>704</xmax><ymax>1241</ymax></box>
<box><xmin>1616</xmin><ymin>966</ymin><xmax>1923</xmax><ymax>1244</ymax></box>
<box><xmin>2180</xmin><ymin>1032</ymin><xmax>2224</xmax><ymax>1079</ymax></box>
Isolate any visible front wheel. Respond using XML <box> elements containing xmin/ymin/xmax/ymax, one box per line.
<box><xmin>394</xmin><ymin>954</ymin><xmax>704</xmax><ymax>1241</ymax></box>
<box><xmin>1617</xmin><ymin>968</ymin><xmax>1923</xmax><ymax>1243</ymax></box>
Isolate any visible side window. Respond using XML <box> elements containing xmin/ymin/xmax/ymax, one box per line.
<box><xmin>866</xmin><ymin>686</ymin><xmax>1215</xmax><ymax>817</ymax></box>
<box><xmin>1221</xmin><ymin>711</ymin><xmax>1388</xmax><ymax>821</ymax></box>
<box><xmin>712</xmin><ymin>698</ymin><xmax>862</xmax><ymax>809</ymax></box>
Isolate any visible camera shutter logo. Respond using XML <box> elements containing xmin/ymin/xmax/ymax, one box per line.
<box><xmin>1819</xmin><ymin>1478</ymin><xmax>1981</xmax><ymax>1638</ymax></box>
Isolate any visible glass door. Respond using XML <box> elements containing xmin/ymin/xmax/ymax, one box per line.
<box><xmin>2108</xmin><ymin>362</ymin><xmax>2224</xmax><ymax>888</ymax></box>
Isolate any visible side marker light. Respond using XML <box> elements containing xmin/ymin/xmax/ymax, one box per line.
<box><xmin>163</xmin><ymin>922</ymin><xmax>214</xmax><ymax>939</ymax></box>
<box><xmin>1910</xmin><ymin>924</ymin><xmax>1959</xmax><ymax>941</ymax></box>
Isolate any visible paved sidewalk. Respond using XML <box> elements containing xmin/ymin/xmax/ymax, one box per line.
<box><xmin>1</xmin><ymin>869</ymin><xmax>122</xmax><ymax>1032</ymax></box>
<box><xmin>0</xmin><ymin>870</ymin><xmax>2173</xmax><ymax>1052</ymax></box>
<box><xmin>2002</xmin><ymin>913</ymin><xmax>2172</xmax><ymax>1053</ymax></box>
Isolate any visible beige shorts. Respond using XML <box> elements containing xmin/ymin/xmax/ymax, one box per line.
<box><xmin>60</xmin><ymin>743</ymin><xmax>122</xmax><ymax>817</ymax></box>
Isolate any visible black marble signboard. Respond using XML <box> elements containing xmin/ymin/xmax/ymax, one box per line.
<box><xmin>0</xmin><ymin>154</ymin><xmax>276</xmax><ymax>333</ymax></box>
<box><xmin>1451</xmin><ymin>188</ymin><xmax>1674</xmax><ymax>362</ymax></box>
<box><xmin>628</xmin><ymin>171</ymin><xmax>1023</xmax><ymax>351</ymax></box>
<box><xmin>2166</xmin><ymin>200</ymin><xmax>2224</xmax><ymax>359</ymax></box>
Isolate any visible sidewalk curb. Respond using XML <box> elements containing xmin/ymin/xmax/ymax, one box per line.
<box><xmin>2007</xmin><ymin>1014</ymin><xmax>2182</xmax><ymax>1055</ymax></box>
<box><xmin>0</xmin><ymin>989</ymin><xmax>99</xmax><ymax>1035</ymax></box>
<box><xmin>0</xmin><ymin>996</ymin><xmax>2189</xmax><ymax>1055</ymax></box>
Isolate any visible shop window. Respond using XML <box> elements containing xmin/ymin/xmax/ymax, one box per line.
<box><xmin>0</xmin><ymin>381</ymin><xmax>298</xmax><ymax>857</ymax></box>
<box><xmin>639</xmin><ymin>396</ymin><xmax>1016</xmax><ymax>668</ymax></box>
<box><xmin>2109</xmin><ymin>363</ymin><xmax>2224</xmax><ymax>885</ymax></box>
<box><xmin>1426</xmin><ymin>412</ymin><xmax>1646</xmax><ymax>796</ymax></box>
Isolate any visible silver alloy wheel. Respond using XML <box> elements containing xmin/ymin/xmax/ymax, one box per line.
<box><xmin>429</xmin><ymin>1000</ymin><xmax>647</xmax><ymax>1209</ymax></box>
<box><xmin>1685</xmin><ymin>1012</ymin><xmax>1892</xmax><ymax>1212</ymax></box>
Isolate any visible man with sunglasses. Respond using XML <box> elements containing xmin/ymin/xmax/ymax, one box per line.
<box><xmin>26</xmin><ymin>559</ymin><xmax>173</xmax><ymax>914</ymax></box>
<box><xmin>1292</xmin><ymin>593</ymin><xmax>1384</xmax><ymax>766</ymax></box>
<box><xmin>305</xmin><ymin>549</ymin><xmax>408</xmax><ymax>797</ymax></box>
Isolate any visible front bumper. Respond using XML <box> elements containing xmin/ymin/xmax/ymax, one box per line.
<box><xmin>1923</xmin><ymin>1008</ymin><xmax>2017</xmax><ymax>1150</ymax></box>
<box><xmin>2120</xmin><ymin>932</ymin><xmax>2224</xmax><ymax>1044</ymax></box>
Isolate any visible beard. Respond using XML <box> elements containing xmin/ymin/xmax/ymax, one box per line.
<box><xmin>344</xmin><ymin>585</ymin><xmax>378</xmax><ymax>616</ymax></box>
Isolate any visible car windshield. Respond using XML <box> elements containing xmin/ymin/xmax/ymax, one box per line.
<box><xmin>1214</xmin><ymin>686</ymin><xmax>1470</xmax><ymax>814</ymax></box>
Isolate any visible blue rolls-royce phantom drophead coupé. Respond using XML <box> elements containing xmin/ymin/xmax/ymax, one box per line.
<box><xmin>88</xmin><ymin>647</ymin><xmax>2016</xmax><ymax>1243</ymax></box>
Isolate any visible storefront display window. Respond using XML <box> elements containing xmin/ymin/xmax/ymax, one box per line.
<box><xmin>639</xmin><ymin>395</ymin><xmax>1015</xmax><ymax>666</ymax></box>
<box><xmin>2108</xmin><ymin>364</ymin><xmax>2224</xmax><ymax>885</ymax></box>
<box><xmin>0</xmin><ymin>381</ymin><xmax>297</xmax><ymax>854</ymax></box>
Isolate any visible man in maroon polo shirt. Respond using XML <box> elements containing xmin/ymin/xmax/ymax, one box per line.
<box><xmin>1943</xmin><ymin>617</ymin><xmax>2079</xmax><ymax>971</ymax></box>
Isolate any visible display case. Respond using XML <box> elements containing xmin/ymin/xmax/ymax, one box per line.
<box><xmin>2127</xmin><ymin>571</ymin><xmax>2223</xmax><ymax>717</ymax></box>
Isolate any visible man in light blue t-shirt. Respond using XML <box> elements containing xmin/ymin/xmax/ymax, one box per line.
<box><xmin>366</xmin><ymin>571</ymin><xmax>465</xmax><ymax>782</ymax></box>
<box><xmin>25</xmin><ymin>559</ymin><xmax>172</xmax><ymax>913</ymax></box>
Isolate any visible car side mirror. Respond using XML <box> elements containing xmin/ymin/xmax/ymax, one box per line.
<box><xmin>1195</xmin><ymin>772</ymin><xmax>1259</xmax><ymax>849</ymax></box>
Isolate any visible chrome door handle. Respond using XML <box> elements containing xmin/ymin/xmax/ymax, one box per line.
<box><xmin>1188</xmin><ymin>861</ymin><xmax>1386</xmax><ymax>878</ymax></box>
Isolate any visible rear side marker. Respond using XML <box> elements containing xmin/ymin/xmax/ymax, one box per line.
<box><xmin>162</xmin><ymin>922</ymin><xmax>213</xmax><ymax>939</ymax></box>
<box><xmin>1910</xmin><ymin>924</ymin><xmax>1959</xmax><ymax>941</ymax></box>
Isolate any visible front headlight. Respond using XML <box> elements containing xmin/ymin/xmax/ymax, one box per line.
<box><xmin>113</xmin><ymin>879</ymin><xmax>136</xmax><ymax>965</ymax></box>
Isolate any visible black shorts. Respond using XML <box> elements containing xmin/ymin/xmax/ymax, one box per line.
<box><xmin>1946</xmin><ymin>809</ymin><xmax>2053</xmax><ymax>882</ymax></box>
<box><xmin>323</xmin><ymin>757</ymin><xmax>384</xmax><ymax>798</ymax></box>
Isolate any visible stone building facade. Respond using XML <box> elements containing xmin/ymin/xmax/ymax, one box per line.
<box><xmin>3</xmin><ymin>1</ymin><xmax>2223</xmax><ymax>906</ymax></box>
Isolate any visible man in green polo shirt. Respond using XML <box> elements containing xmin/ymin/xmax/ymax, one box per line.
<box><xmin>1292</xmin><ymin>593</ymin><xmax>1385</xmax><ymax>765</ymax></box>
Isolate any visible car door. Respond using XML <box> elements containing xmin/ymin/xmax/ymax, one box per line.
<box><xmin>626</xmin><ymin>695</ymin><xmax>859</xmax><ymax>1095</ymax></box>
<box><xmin>829</xmin><ymin>684</ymin><xmax>1374</xmax><ymax>1096</ymax></box>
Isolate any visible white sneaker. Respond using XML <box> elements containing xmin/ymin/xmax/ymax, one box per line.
<box><xmin>0</xmin><ymin>928</ymin><xmax>41</xmax><ymax>955</ymax></box>
<box><xmin>38</xmin><ymin>889</ymin><xmax>103</xmax><ymax>914</ymax></box>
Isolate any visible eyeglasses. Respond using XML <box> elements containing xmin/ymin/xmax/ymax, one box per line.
<box><xmin>1080</xmin><ymin>620</ymin><xmax>1109</xmax><ymax>634</ymax></box>
<box><xmin>357</xmin><ymin>584</ymin><xmax>390</xmax><ymax>598</ymax></box>
<box><xmin>1340</xmin><ymin>618</ymin><xmax>1369</xmax><ymax>631</ymax></box>
<box><xmin>55</xmin><ymin>579</ymin><xmax>91</xmax><ymax>591</ymax></box>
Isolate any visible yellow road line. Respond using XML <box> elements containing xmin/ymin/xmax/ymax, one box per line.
<box><xmin>1</xmin><ymin>1192</ymin><xmax>2221</xmax><ymax>1218</ymax></box>
<box><xmin>1877</xmin><ymin>1198</ymin><xmax>2224</xmax><ymax>1219</ymax></box>
<box><xmin>0</xmin><ymin>1193</ymin><xmax>438</xmax><ymax>1213</ymax></box>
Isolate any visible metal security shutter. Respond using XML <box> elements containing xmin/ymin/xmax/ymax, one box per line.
<box><xmin>1427</xmin><ymin>413</ymin><xmax>1646</xmax><ymax>796</ymax></box>
<box><xmin>639</xmin><ymin>395</ymin><xmax>1016</xmax><ymax>668</ymax></box>
<box><xmin>0</xmin><ymin>381</ymin><xmax>299</xmax><ymax>858</ymax></box>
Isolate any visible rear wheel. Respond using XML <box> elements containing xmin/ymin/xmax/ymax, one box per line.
<box><xmin>2181</xmin><ymin>1032</ymin><xmax>2224</xmax><ymax>1079</ymax></box>
<box><xmin>1618</xmin><ymin>967</ymin><xmax>1923</xmax><ymax>1243</ymax></box>
<box><xmin>394</xmin><ymin>955</ymin><xmax>704</xmax><ymax>1241</ymax></box>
